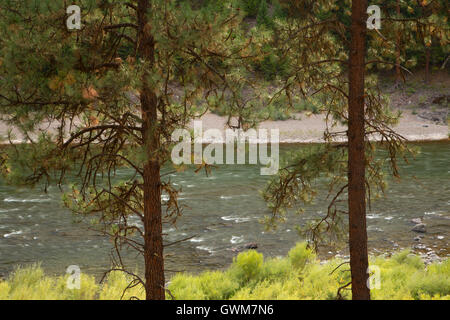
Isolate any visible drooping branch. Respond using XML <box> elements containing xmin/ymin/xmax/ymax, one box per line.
<box><xmin>62</xmin><ymin>125</ymin><xmax>142</xmax><ymax>148</ymax></box>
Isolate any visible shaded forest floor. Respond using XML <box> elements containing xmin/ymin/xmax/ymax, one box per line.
<box><xmin>381</xmin><ymin>70</ymin><xmax>449</xmax><ymax>126</ymax></box>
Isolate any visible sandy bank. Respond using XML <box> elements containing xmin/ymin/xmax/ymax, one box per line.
<box><xmin>187</xmin><ymin>111</ymin><xmax>448</xmax><ymax>143</ymax></box>
<box><xmin>1</xmin><ymin>110</ymin><xmax>448</xmax><ymax>144</ymax></box>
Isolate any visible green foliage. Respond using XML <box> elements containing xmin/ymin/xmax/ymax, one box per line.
<box><xmin>165</xmin><ymin>274</ymin><xmax>207</xmax><ymax>300</ymax></box>
<box><xmin>240</xmin><ymin>0</ymin><xmax>263</xmax><ymax>17</ymax></box>
<box><xmin>256</xmin><ymin>0</ymin><xmax>271</xmax><ymax>27</ymax></box>
<box><xmin>98</xmin><ymin>270</ymin><xmax>144</xmax><ymax>300</ymax></box>
<box><xmin>257</xmin><ymin>52</ymin><xmax>290</xmax><ymax>81</ymax></box>
<box><xmin>1</xmin><ymin>264</ymin><xmax>98</xmax><ymax>300</ymax></box>
<box><xmin>211</xmin><ymin>92</ymin><xmax>320</xmax><ymax>121</ymax></box>
<box><xmin>288</xmin><ymin>242</ymin><xmax>316</xmax><ymax>270</ymax></box>
<box><xmin>229</xmin><ymin>250</ymin><xmax>264</xmax><ymax>284</ymax></box>
<box><xmin>391</xmin><ymin>249</ymin><xmax>424</xmax><ymax>269</ymax></box>
<box><xmin>241</xmin><ymin>0</ymin><xmax>449</xmax><ymax>86</ymax></box>
<box><xmin>259</xmin><ymin>257</ymin><xmax>292</xmax><ymax>281</ymax></box>
<box><xmin>1</xmin><ymin>244</ymin><xmax>448</xmax><ymax>300</ymax></box>
<box><xmin>368</xmin><ymin>251</ymin><xmax>450</xmax><ymax>300</ymax></box>
<box><xmin>260</xmin><ymin>104</ymin><xmax>291</xmax><ymax>121</ymax></box>
<box><xmin>271</xmin><ymin>0</ymin><xmax>285</xmax><ymax>19</ymax></box>
<box><xmin>409</xmin><ymin>259</ymin><xmax>450</xmax><ymax>299</ymax></box>
<box><xmin>170</xmin><ymin>271</ymin><xmax>238</xmax><ymax>300</ymax></box>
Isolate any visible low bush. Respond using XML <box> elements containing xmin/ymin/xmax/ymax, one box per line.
<box><xmin>0</xmin><ymin>243</ymin><xmax>448</xmax><ymax>300</ymax></box>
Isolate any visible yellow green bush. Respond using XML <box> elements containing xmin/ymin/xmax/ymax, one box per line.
<box><xmin>288</xmin><ymin>242</ymin><xmax>316</xmax><ymax>271</ymax></box>
<box><xmin>0</xmin><ymin>243</ymin><xmax>448</xmax><ymax>300</ymax></box>
<box><xmin>0</xmin><ymin>263</ymin><xmax>99</xmax><ymax>300</ymax></box>
<box><xmin>98</xmin><ymin>270</ymin><xmax>145</xmax><ymax>300</ymax></box>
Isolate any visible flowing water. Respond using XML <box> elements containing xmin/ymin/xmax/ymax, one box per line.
<box><xmin>0</xmin><ymin>141</ymin><xmax>449</xmax><ymax>278</ymax></box>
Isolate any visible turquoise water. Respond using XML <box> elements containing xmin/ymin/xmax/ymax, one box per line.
<box><xmin>0</xmin><ymin>141</ymin><xmax>449</xmax><ymax>278</ymax></box>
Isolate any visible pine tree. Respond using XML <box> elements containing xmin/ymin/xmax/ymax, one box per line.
<box><xmin>0</xmin><ymin>0</ymin><xmax>260</xmax><ymax>299</ymax></box>
<box><xmin>413</xmin><ymin>0</ymin><xmax>448</xmax><ymax>83</ymax></box>
<box><xmin>262</xmin><ymin>0</ymin><xmax>419</xmax><ymax>299</ymax></box>
<box><xmin>366</xmin><ymin>0</ymin><xmax>448</xmax><ymax>84</ymax></box>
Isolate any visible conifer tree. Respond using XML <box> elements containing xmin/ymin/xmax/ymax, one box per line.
<box><xmin>0</xmin><ymin>0</ymin><xmax>260</xmax><ymax>299</ymax></box>
<box><xmin>366</xmin><ymin>0</ymin><xmax>448</xmax><ymax>84</ymax></box>
<box><xmin>262</xmin><ymin>0</ymin><xmax>427</xmax><ymax>299</ymax></box>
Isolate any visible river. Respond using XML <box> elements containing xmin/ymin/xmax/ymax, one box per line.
<box><xmin>0</xmin><ymin>141</ymin><xmax>449</xmax><ymax>278</ymax></box>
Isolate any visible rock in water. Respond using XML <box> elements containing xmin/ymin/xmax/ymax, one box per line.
<box><xmin>411</xmin><ymin>218</ymin><xmax>422</xmax><ymax>224</ymax></box>
<box><xmin>412</xmin><ymin>223</ymin><xmax>426</xmax><ymax>233</ymax></box>
<box><xmin>230</xmin><ymin>242</ymin><xmax>258</xmax><ymax>253</ymax></box>
<box><xmin>243</xmin><ymin>242</ymin><xmax>258</xmax><ymax>250</ymax></box>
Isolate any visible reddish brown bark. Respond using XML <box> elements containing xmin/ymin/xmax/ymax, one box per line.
<box><xmin>348</xmin><ymin>0</ymin><xmax>370</xmax><ymax>300</ymax></box>
<box><xmin>395</xmin><ymin>0</ymin><xmax>402</xmax><ymax>85</ymax></box>
<box><xmin>138</xmin><ymin>0</ymin><xmax>165</xmax><ymax>300</ymax></box>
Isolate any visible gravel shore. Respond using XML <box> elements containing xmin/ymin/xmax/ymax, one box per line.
<box><xmin>187</xmin><ymin>110</ymin><xmax>448</xmax><ymax>143</ymax></box>
<box><xmin>1</xmin><ymin>110</ymin><xmax>448</xmax><ymax>144</ymax></box>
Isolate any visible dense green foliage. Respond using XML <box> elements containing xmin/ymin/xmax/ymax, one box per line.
<box><xmin>1</xmin><ymin>243</ymin><xmax>449</xmax><ymax>300</ymax></box>
<box><xmin>240</xmin><ymin>0</ymin><xmax>265</xmax><ymax>17</ymax></box>
<box><xmin>235</xmin><ymin>0</ymin><xmax>449</xmax><ymax>80</ymax></box>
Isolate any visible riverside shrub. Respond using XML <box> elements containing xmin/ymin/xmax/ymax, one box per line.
<box><xmin>0</xmin><ymin>243</ymin><xmax>448</xmax><ymax>300</ymax></box>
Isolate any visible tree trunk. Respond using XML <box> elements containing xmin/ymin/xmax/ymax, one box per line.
<box><xmin>348</xmin><ymin>0</ymin><xmax>370</xmax><ymax>300</ymax></box>
<box><xmin>137</xmin><ymin>0</ymin><xmax>165</xmax><ymax>300</ymax></box>
<box><xmin>395</xmin><ymin>0</ymin><xmax>402</xmax><ymax>86</ymax></box>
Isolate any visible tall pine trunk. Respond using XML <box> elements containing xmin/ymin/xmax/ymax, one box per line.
<box><xmin>395</xmin><ymin>0</ymin><xmax>402</xmax><ymax>86</ymax></box>
<box><xmin>348</xmin><ymin>0</ymin><xmax>370</xmax><ymax>300</ymax></box>
<box><xmin>138</xmin><ymin>0</ymin><xmax>165</xmax><ymax>300</ymax></box>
